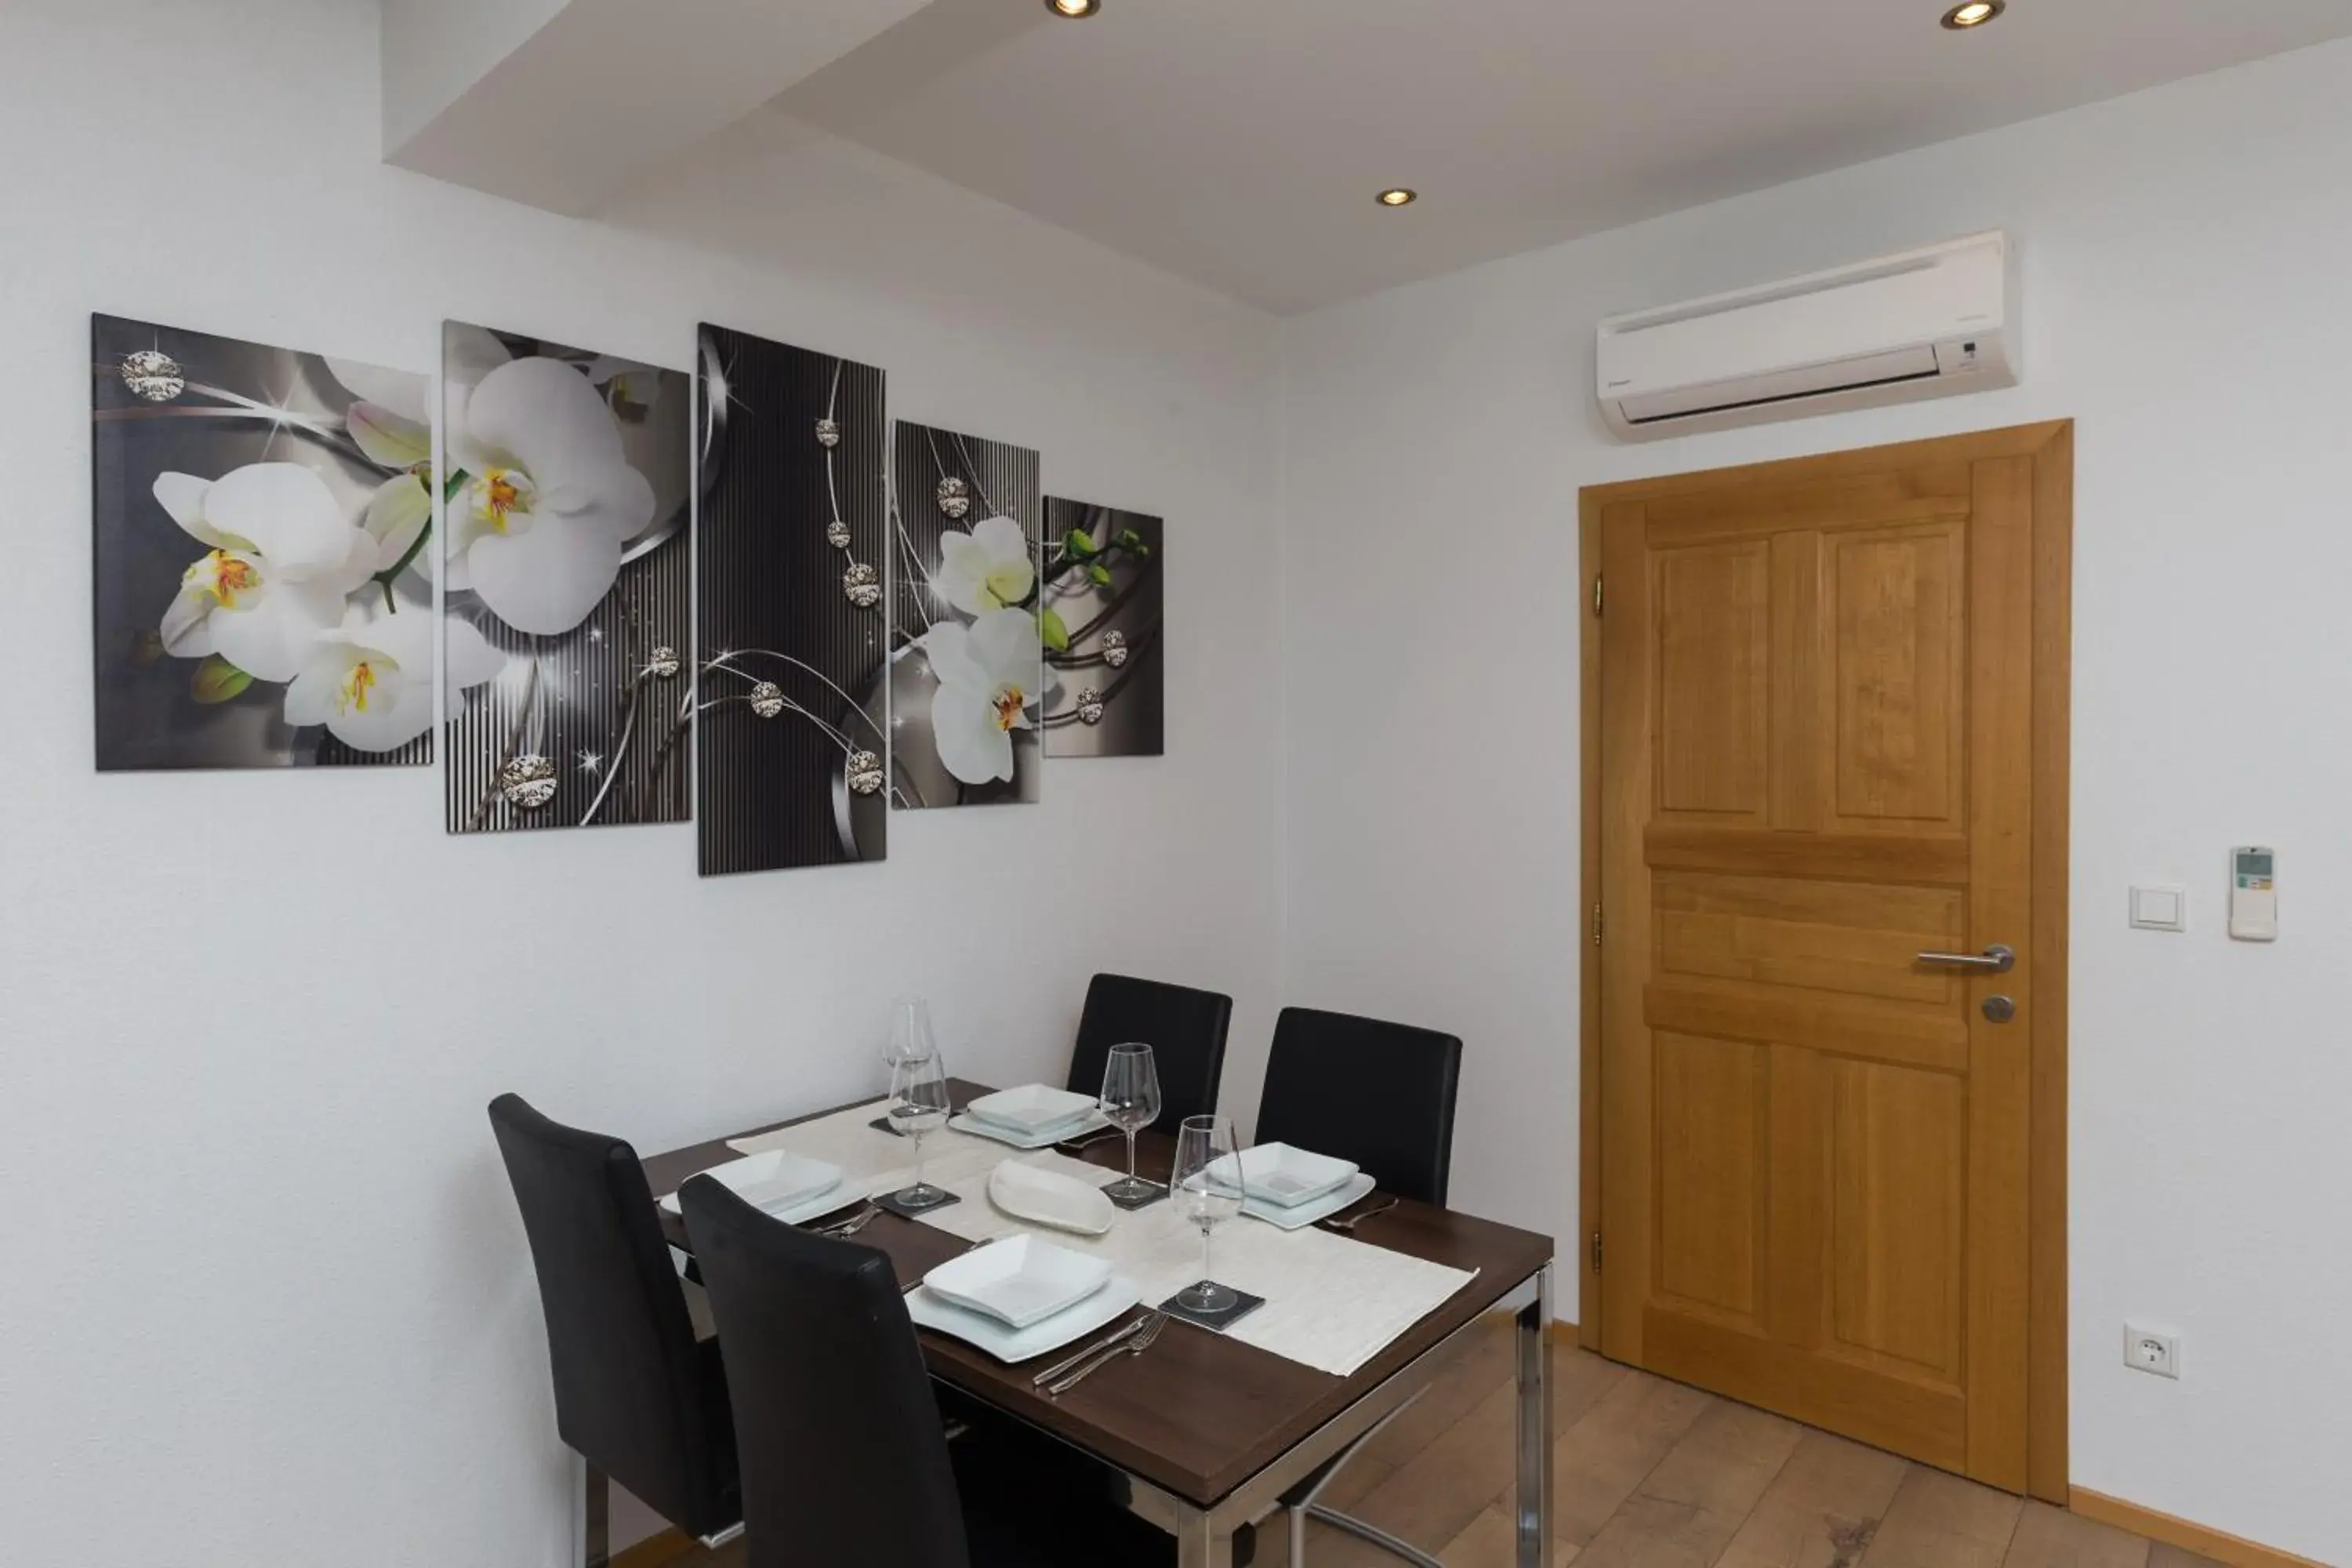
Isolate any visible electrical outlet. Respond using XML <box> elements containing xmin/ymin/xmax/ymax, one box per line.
<box><xmin>2124</xmin><ymin>1324</ymin><xmax>2179</xmax><ymax>1379</ymax></box>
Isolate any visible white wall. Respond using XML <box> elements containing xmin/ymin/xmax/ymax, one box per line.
<box><xmin>0</xmin><ymin>2</ymin><xmax>1283</xmax><ymax>1563</ymax></box>
<box><xmin>1279</xmin><ymin>37</ymin><xmax>2352</xmax><ymax>1563</ymax></box>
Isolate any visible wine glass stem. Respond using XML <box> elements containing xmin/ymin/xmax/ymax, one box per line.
<box><xmin>1125</xmin><ymin>1128</ymin><xmax>1139</xmax><ymax>1184</ymax></box>
<box><xmin>1200</xmin><ymin>1224</ymin><xmax>1213</xmax><ymax>1289</ymax></box>
<box><xmin>913</xmin><ymin>1132</ymin><xmax>926</xmax><ymax>1193</ymax></box>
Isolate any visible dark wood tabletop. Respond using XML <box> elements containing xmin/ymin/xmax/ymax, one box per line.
<box><xmin>641</xmin><ymin>1080</ymin><xmax>1555</xmax><ymax>1509</ymax></box>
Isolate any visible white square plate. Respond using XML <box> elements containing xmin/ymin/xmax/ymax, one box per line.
<box><xmin>950</xmin><ymin>1109</ymin><xmax>1111</xmax><ymax>1149</ymax></box>
<box><xmin>1243</xmin><ymin>1171</ymin><xmax>1378</xmax><ymax>1232</ymax></box>
<box><xmin>656</xmin><ymin>1150</ymin><xmax>844</xmax><ymax>1220</ymax></box>
<box><xmin>923</xmin><ymin>1234</ymin><xmax>1114</xmax><ymax>1328</ymax></box>
<box><xmin>906</xmin><ymin>1274</ymin><xmax>1143</xmax><ymax>1363</ymax></box>
<box><xmin>1214</xmin><ymin>1142</ymin><xmax>1359</xmax><ymax>1208</ymax></box>
<box><xmin>966</xmin><ymin>1084</ymin><xmax>1102</xmax><ymax>1134</ymax></box>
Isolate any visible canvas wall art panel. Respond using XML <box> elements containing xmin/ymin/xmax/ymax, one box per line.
<box><xmin>90</xmin><ymin>314</ymin><xmax>475</xmax><ymax>770</ymax></box>
<box><xmin>890</xmin><ymin>421</ymin><xmax>1044</xmax><ymax>808</ymax></box>
<box><xmin>694</xmin><ymin>325</ymin><xmax>891</xmax><ymax>875</ymax></box>
<box><xmin>1040</xmin><ymin>499</ymin><xmax>1163</xmax><ymax>757</ymax></box>
<box><xmin>441</xmin><ymin>322</ymin><xmax>691</xmax><ymax>833</ymax></box>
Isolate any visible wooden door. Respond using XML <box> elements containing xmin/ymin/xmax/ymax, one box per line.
<box><xmin>1587</xmin><ymin>423</ymin><xmax>2071</xmax><ymax>1494</ymax></box>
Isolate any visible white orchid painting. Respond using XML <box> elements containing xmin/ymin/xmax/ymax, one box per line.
<box><xmin>889</xmin><ymin>421</ymin><xmax>1044</xmax><ymax>807</ymax></box>
<box><xmin>92</xmin><ymin>314</ymin><xmax>499</xmax><ymax>771</ymax></box>
<box><xmin>439</xmin><ymin>322</ymin><xmax>692</xmax><ymax>833</ymax></box>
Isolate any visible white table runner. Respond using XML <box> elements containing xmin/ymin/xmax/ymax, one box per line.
<box><xmin>722</xmin><ymin>1102</ymin><xmax>1478</xmax><ymax>1378</ymax></box>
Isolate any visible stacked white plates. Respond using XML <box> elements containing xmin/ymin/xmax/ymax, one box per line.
<box><xmin>659</xmin><ymin>1150</ymin><xmax>852</xmax><ymax>1226</ymax></box>
<box><xmin>907</xmin><ymin>1235</ymin><xmax>1140</xmax><ymax>1359</ymax></box>
<box><xmin>951</xmin><ymin>1083</ymin><xmax>1110</xmax><ymax>1149</ymax></box>
<box><xmin>1242</xmin><ymin>1171</ymin><xmax>1377</xmax><ymax>1231</ymax></box>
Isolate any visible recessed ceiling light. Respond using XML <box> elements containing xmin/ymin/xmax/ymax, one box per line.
<box><xmin>1045</xmin><ymin>0</ymin><xmax>1100</xmax><ymax>16</ymax></box>
<box><xmin>1377</xmin><ymin>188</ymin><xmax>1417</xmax><ymax>208</ymax></box>
<box><xmin>1941</xmin><ymin>1</ymin><xmax>2005</xmax><ymax>28</ymax></box>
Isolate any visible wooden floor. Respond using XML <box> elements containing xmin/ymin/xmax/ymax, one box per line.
<box><xmin>637</xmin><ymin>1323</ymin><xmax>2210</xmax><ymax>1568</ymax></box>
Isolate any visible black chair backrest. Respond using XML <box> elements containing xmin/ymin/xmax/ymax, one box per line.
<box><xmin>681</xmin><ymin>1175</ymin><xmax>971</xmax><ymax>1568</ymax></box>
<box><xmin>1065</xmin><ymin>973</ymin><xmax>1234</xmax><ymax>1133</ymax></box>
<box><xmin>487</xmin><ymin>1094</ymin><xmax>734</xmax><ymax>1539</ymax></box>
<box><xmin>1254</xmin><ymin>1007</ymin><xmax>1463</xmax><ymax>1207</ymax></box>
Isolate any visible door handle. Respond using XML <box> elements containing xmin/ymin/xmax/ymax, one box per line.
<box><xmin>1916</xmin><ymin>944</ymin><xmax>2015</xmax><ymax>974</ymax></box>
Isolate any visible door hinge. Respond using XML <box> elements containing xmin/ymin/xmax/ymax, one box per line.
<box><xmin>1592</xmin><ymin>904</ymin><xmax>1604</xmax><ymax>946</ymax></box>
<box><xmin>1592</xmin><ymin>574</ymin><xmax>1603</xmax><ymax>617</ymax></box>
<box><xmin>1590</xmin><ymin>1229</ymin><xmax>1603</xmax><ymax>1274</ymax></box>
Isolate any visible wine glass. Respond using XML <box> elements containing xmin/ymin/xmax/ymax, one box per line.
<box><xmin>886</xmin><ymin>1049</ymin><xmax>954</xmax><ymax>1210</ymax></box>
<box><xmin>1171</xmin><ymin>1115</ymin><xmax>1246</xmax><ymax>1313</ymax></box>
<box><xmin>1098</xmin><ymin>1042</ymin><xmax>1163</xmax><ymax>1204</ymax></box>
<box><xmin>884</xmin><ymin>997</ymin><xmax>938</xmax><ymax>1071</ymax></box>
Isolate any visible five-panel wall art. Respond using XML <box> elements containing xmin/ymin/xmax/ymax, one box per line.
<box><xmin>89</xmin><ymin>314</ymin><xmax>1167</xmax><ymax>875</ymax></box>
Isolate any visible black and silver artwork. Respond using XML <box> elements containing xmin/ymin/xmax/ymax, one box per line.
<box><xmin>694</xmin><ymin>325</ymin><xmax>891</xmax><ymax>874</ymax></box>
<box><xmin>890</xmin><ymin>421</ymin><xmax>1044</xmax><ymax>807</ymax></box>
<box><xmin>1041</xmin><ymin>499</ymin><xmax>1163</xmax><ymax>757</ymax></box>
<box><xmin>440</xmin><ymin>321</ymin><xmax>691</xmax><ymax>833</ymax></box>
<box><xmin>90</xmin><ymin>314</ymin><xmax>481</xmax><ymax>771</ymax></box>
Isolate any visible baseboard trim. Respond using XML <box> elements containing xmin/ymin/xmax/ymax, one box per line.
<box><xmin>611</xmin><ymin>1527</ymin><xmax>691</xmax><ymax>1568</ymax></box>
<box><xmin>2071</xmin><ymin>1488</ymin><xmax>2325</xmax><ymax>1568</ymax></box>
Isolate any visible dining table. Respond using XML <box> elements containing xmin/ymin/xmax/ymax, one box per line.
<box><xmin>641</xmin><ymin>1080</ymin><xmax>1558</xmax><ymax>1568</ymax></box>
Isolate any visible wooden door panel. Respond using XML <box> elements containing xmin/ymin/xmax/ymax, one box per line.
<box><xmin>1597</xmin><ymin>433</ymin><xmax>2061</xmax><ymax>1494</ymax></box>
<box><xmin>1654</xmin><ymin>871</ymin><xmax>1965</xmax><ymax>1004</ymax></box>
<box><xmin>1653</xmin><ymin>1032</ymin><xmax>1766</xmax><ymax>1326</ymax></box>
<box><xmin>1828</xmin><ymin>525</ymin><xmax>1965</xmax><ymax>829</ymax></box>
<box><xmin>1828</xmin><ymin>1058</ymin><xmax>1967</xmax><ymax>1383</ymax></box>
<box><xmin>1655</xmin><ymin>543</ymin><xmax>1769</xmax><ymax>820</ymax></box>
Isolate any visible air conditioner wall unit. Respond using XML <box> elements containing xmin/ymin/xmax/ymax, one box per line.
<box><xmin>1595</xmin><ymin>231</ymin><xmax>2017</xmax><ymax>439</ymax></box>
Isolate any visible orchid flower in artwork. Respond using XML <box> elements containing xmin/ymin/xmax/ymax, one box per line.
<box><xmin>328</xmin><ymin>356</ymin><xmax>437</xmax><ymax>585</ymax></box>
<box><xmin>924</xmin><ymin>608</ymin><xmax>1043</xmax><ymax>786</ymax></box>
<box><xmin>445</xmin><ymin>355</ymin><xmax>655</xmax><ymax>636</ymax></box>
<box><xmin>281</xmin><ymin>607</ymin><xmax>506</xmax><ymax>753</ymax></box>
<box><xmin>935</xmin><ymin>515</ymin><xmax>1036</xmax><ymax>616</ymax></box>
<box><xmin>154</xmin><ymin>463</ymin><xmax>383</xmax><ymax>684</ymax></box>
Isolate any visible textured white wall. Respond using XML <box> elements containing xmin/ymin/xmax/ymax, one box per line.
<box><xmin>0</xmin><ymin>2</ymin><xmax>1282</xmax><ymax>1563</ymax></box>
<box><xmin>1278</xmin><ymin>37</ymin><xmax>2352</xmax><ymax>1563</ymax></box>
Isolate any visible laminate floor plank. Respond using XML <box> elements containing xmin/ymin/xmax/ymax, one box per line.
<box><xmin>1715</xmin><ymin>1429</ymin><xmax>1911</xmax><ymax>1568</ymax></box>
<box><xmin>1861</xmin><ymin>1465</ymin><xmax>2026</xmax><ymax>1568</ymax></box>
<box><xmin>2002</xmin><ymin>1501</ymin><xmax>2151</xmax><ymax>1568</ymax></box>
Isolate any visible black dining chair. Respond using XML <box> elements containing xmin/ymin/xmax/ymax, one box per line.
<box><xmin>1065</xmin><ymin>972</ymin><xmax>1234</xmax><ymax>1132</ymax></box>
<box><xmin>679</xmin><ymin>1174</ymin><xmax>1226</xmax><ymax>1567</ymax></box>
<box><xmin>487</xmin><ymin>1094</ymin><xmax>741</xmax><ymax>1565</ymax></box>
<box><xmin>1254</xmin><ymin>1007</ymin><xmax>1465</xmax><ymax>1567</ymax></box>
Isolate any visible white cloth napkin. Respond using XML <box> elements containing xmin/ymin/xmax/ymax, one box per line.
<box><xmin>730</xmin><ymin>1105</ymin><xmax>1478</xmax><ymax>1378</ymax></box>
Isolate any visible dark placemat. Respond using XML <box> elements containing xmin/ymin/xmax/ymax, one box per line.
<box><xmin>1102</xmin><ymin>1180</ymin><xmax>1167</xmax><ymax>1212</ymax></box>
<box><xmin>875</xmin><ymin>1187</ymin><xmax>962</xmax><ymax>1220</ymax></box>
<box><xmin>1156</xmin><ymin>1284</ymin><xmax>1266</xmax><ymax>1333</ymax></box>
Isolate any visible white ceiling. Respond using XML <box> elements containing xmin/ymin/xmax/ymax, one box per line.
<box><xmin>768</xmin><ymin>0</ymin><xmax>2352</xmax><ymax>313</ymax></box>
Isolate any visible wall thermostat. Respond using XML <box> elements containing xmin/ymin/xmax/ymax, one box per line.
<box><xmin>2229</xmin><ymin>846</ymin><xmax>2277</xmax><ymax>942</ymax></box>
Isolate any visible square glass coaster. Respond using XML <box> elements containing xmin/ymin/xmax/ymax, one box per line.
<box><xmin>875</xmin><ymin>1187</ymin><xmax>961</xmax><ymax>1220</ymax></box>
<box><xmin>1102</xmin><ymin>1179</ymin><xmax>1167</xmax><ymax>1212</ymax></box>
<box><xmin>1156</xmin><ymin>1283</ymin><xmax>1266</xmax><ymax>1333</ymax></box>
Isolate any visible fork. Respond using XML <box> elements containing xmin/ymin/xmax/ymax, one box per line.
<box><xmin>811</xmin><ymin>1203</ymin><xmax>880</xmax><ymax>1238</ymax></box>
<box><xmin>1047</xmin><ymin>1313</ymin><xmax>1167</xmax><ymax>1397</ymax></box>
<box><xmin>1319</xmin><ymin>1195</ymin><xmax>1398</xmax><ymax>1233</ymax></box>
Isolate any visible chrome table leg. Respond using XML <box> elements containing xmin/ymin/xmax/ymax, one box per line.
<box><xmin>1514</xmin><ymin>1264</ymin><xmax>1555</xmax><ymax>1568</ymax></box>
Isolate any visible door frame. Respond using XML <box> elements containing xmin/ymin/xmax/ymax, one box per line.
<box><xmin>1575</xmin><ymin>419</ymin><xmax>2073</xmax><ymax>1502</ymax></box>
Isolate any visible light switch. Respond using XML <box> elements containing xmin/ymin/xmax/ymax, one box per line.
<box><xmin>2130</xmin><ymin>885</ymin><xmax>2187</xmax><ymax>932</ymax></box>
